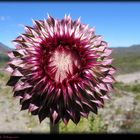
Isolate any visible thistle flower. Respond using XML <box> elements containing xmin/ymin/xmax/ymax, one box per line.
<box><xmin>6</xmin><ymin>15</ymin><xmax>115</xmax><ymax>125</ymax></box>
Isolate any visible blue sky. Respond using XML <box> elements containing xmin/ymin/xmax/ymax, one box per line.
<box><xmin>0</xmin><ymin>2</ymin><xmax>140</xmax><ymax>48</ymax></box>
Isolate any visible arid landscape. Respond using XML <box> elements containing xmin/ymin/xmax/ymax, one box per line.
<box><xmin>0</xmin><ymin>43</ymin><xmax>140</xmax><ymax>133</ymax></box>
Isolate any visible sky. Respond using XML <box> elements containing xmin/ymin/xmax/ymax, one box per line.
<box><xmin>0</xmin><ymin>2</ymin><xmax>140</xmax><ymax>48</ymax></box>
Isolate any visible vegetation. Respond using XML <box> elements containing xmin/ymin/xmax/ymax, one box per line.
<box><xmin>0</xmin><ymin>54</ymin><xmax>9</xmax><ymax>68</ymax></box>
<box><xmin>114</xmin><ymin>82</ymin><xmax>140</xmax><ymax>93</ymax></box>
<box><xmin>112</xmin><ymin>54</ymin><xmax>140</xmax><ymax>75</ymax></box>
<box><xmin>111</xmin><ymin>45</ymin><xmax>140</xmax><ymax>75</ymax></box>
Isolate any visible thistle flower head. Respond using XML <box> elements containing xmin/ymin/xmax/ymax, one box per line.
<box><xmin>6</xmin><ymin>15</ymin><xmax>115</xmax><ymax>125</ymax></box>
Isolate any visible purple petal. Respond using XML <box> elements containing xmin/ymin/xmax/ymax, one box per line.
<box><xmin>29</xmin><ymin>103</ymin><xmax>39</xmax><ymax>112</ymax></box>
<box><xmin>12</xmin><ymin>69</ymin><xmax>23</xmax><ymax>77</ymax></box>
<box><xmin>6</xmin><ymin>76</ymin><xmax>21</xmax><ymax>86</ymax></box>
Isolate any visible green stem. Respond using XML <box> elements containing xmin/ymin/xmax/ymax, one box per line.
<box><xmin>50</xmin><ymin>120</ymin><xmax>59</xmax><ymax>134</ymax></box>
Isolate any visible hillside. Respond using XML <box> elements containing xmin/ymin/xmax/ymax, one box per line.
<box><xmin>0</xmin><ymin>42</ymin><xmax>11</xmax><ymax>67</ymax></box>
<box><xmin>111</xmin><ymin>44</ymin><xmax>140</xmax><ymax>75</ymax></box>
<box><xmin>112</xmin><ymin>44</ymin><xmax>140</xmax><ymax>57</ymax></box>
<box><xmin>0</xmin><ymin>42</ymin><xmax>11</xmax><ymax>54</ymax></box>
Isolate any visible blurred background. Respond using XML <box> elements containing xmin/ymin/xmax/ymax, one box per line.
<box><xmin>0</xmin><ymin>2</ymin><xmax>140</xmax><ymax>133</ymax></box>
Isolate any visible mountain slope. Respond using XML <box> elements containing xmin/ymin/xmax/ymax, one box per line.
<box><xmin>111</xmin><ymin>45</ymin><xmax>140</xmax><ymax>75</ymax></box>
<box><xmin>0</xmin><ymin>42</ymin><xmax>11</xmax><ymax>67</ymax></box>
<box><xmin>0</xmin><ymin>42</ymin><xmax>11</xmax><ymax>54</ymax></box>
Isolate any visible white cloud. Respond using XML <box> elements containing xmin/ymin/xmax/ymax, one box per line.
<box><xmin>0</xmin><ymin>16</ymin><xmax>10</xmax><ymax>21</ymax></box>
<box><xmin>0</xmin><ymin>16</ymin><xmax>6</xmax><ymax>21</ymax></box>
<box><xmin>17</xmin><ymin>24</ymin><xmax>24</xmax><ymax>28</ymax></box>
